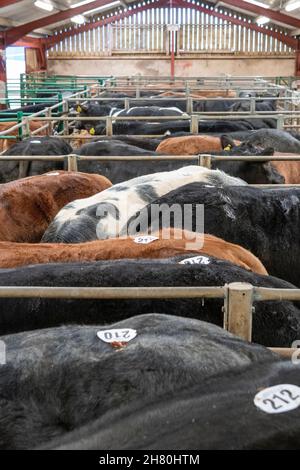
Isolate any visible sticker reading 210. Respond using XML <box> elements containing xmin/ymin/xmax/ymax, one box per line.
<box><xmin>97</xmin><ymin>328</ymin><xmax>137</xmax><ymax>344</ymax></box>
<box><xmin>254</xmin><ymin>384</ymin><xmax>300</xmax><ymax>414</ymax></box>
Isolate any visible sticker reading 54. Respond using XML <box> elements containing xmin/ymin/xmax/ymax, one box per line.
<box><xmin>97</xmin><ymin>328</ymin><xmax>137</xmax><ymax>344</ymax></box>
<box><xmin>254</xmin><ymin>384</ymin><xmax>300</xmax><ymax>414</ymax></box>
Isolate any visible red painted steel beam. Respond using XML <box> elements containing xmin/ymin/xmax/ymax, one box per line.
<box><xmin>44</xmin><ymin>0</ymin><xmax>168</xmax><ymax>47</ymax></box>
<box><xmin>296</xmin><ymin>40</ymin><xmax>300</xmax><ymax>76</ymax></box>
<box><xmin>0</xmin><ymin>42</ymin><xmax>6</xmax><ymax>109</ymax></box>
<box><xmin>221</xmin><ymin>0</ymin><xmax>300</xmax><ymax>29</ymax></box>
<box><xmin>14</xmin><ymin>36</ymin><xmax>42</xmax><ymax>47</ymax></box>
<box><xmin>0</xmin><ymin>0</ymin><xmax>23</xmax><ymax>6</ymax></box>
<box><xmin>44</xmin><ymin>0</ymin><xmax>297</xmax><ymax>50</ymax></box>
<box><xmin>4</xmin><ymin>0</ymin><xmax>129</xmax><ymax>45</ymax></box>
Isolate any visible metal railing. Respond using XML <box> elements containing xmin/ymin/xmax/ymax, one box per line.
<box><xmin>2</xmin><ymin>153</ymin><xmax>300</xmax><ymax>187</ymax></box>
<box><xmin>0</xmin><ymin>282</ymin><xmax>298</xmax><ymax>357</ymax></box>
<box><xmin>1</xmin><ymin>74</ymin><xmax>300</xmax><ymax>148</ymax></box>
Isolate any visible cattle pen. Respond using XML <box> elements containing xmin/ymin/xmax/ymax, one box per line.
<box><xmin>1</xmin><ymin>0</ymin><xmax>300</xmax><ymax>449</ymax></box>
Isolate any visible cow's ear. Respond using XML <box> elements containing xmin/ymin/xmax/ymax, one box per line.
<box><xmin>220</xmin><ymin>135</ymin><xmax>235</xmax><ymax>150</ymax></box>
<box><xmin>76</xmin><ymin>103</ymin><xmax>88</xmax><ymax>113</ymax></box>
<box><xmin>263</xmin><ymin>163</ymin><xmax>285</xmax><ymax>184</ymax></box>
<box><xmin>261</xmin><ymin>147</ymin><xmax>274</xmax><ymax>156</ymax></box>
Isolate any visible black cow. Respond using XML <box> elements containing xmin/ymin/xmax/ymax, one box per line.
<box><xmin>1</xmin><ymin>137</ymin><xmax>72</xmax><ymax>183</ymax></box>
<box><xmin>129</xmin><ymin>183</ymin><xmax>300</xmax><ymax>285</ymax></box>
<box><xmin>75</xmin><ymin>136</ymin><xmax>281</xmax><ymax>184</ymax></box>
<box><xmin>46</xmin><ymin>363</ymin><xmax>300</xmax><ymax>450</ymax></box>
<box><xmin>0</xmin><ymin>255</ymin><xmax>299</xmax><ymax>346</ymax></box>
<box><xmin>1</xmin><ymin>314</ymin><xmax>299</xmax><ymax>450</ymax></box>
<box><xmin>88</xmin><ymin>135</ymin><xmax>161</xmax><ymax>151</ymax></box>
<box><xmin>0</xmin><ymin>102</ymin><xmax>55</xmax><ymax>117</ymax></box>
<box><xmin>244</xmin><ymin>129</ymin><xmax>300</xmax><ymax>154</ymax></box>
<box><xmin>41</xmin><ymin>318</ymin><xmax>300</xmax><ymax>450</ymax></box>
<box><xmin>49</xmin><ymin>361</ymin><xmax>300</xmax><ymax>450</ymax></box>
<box><xmin>93</xmin><ymin>119</ymin><xmax>267</xmax><ymax>136</ymax></box>
<box><xmin>76</xmin><ymin>140</ymin><xmax>170</xmax><ymax>183</ymax></box>
<box><xmin>111</xmin><ymin>106</ymin><xmax>185</xmax><ymax>117</ymax></box>
<box><xmin>210</xmin><ymin>136</ymin><xmax>283</xmax><ymax>184</ymax></box>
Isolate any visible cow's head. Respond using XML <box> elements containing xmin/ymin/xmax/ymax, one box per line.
<box><xmin>213</xmin><ymin>136</ymin><xmax>285</xmax><ymax>184</ymax></box>
<box><xmin>219</xmin><ymin>135</ymin><xmax>275</xmax><ymax>156</ymax></box>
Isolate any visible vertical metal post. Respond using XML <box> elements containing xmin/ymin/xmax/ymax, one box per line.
<box><xmin>17</xmin><ymin>111</ymin><xmax>24</xmax><ymax>140</ymax></box>
<box><xmin>277</xmin><ymin>115</ymin><xmax>284</xmax><ymax>130</ymax></box>
<box><xmin>46</xmin><ymin>108</ymin><xmax>53</xmax><ymax>135</ymax></box>
<box><xmin>187</xmin><ymin>97</ymin><xmax>193</xmax><ymax>114</ymax></box>
<box><xmin>190</xmin><ymin>115</ymin><xmax>198</xmax><ymax>134</ymax></box>
<box><xmin>63</xmin><ymin>101</ymin><xmax>69</xmax><ymax>136</ymax></box>
<box><xmin>199</xmin><ymin>154</ymin><xmax>212</xmax><ymax>168</ymax></box>
<box><xmin>106</xmin><ymin>116</ymin><xmax>113</xmax><ymax>136</ymax></box>
<box><xmin>67</xmin><ymin>154</ymin><xmax>78</xmax><ymax>172</ymax></box>
<box><xmin>224</xmin><ymin>282</ymin><xmax>254</xmax><ymax>342</ymax></box>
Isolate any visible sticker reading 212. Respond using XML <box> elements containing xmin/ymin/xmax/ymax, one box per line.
<box><xmin>254</xmin><ymin>384</ymin><xmax>300</xmax><ymax>414</ymax></box>
<box><xmin>97</xmin><ymin>328</ymin><xmax>137</xmax><ymax>344</ymax></box>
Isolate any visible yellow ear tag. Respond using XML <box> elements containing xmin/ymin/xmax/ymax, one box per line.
<box><xmin>224</xmin><ymin>145</ymin><xmax>232</xmax><ymax>151</ymax></box>
<box><xmin>90</xmin><ymin>127</ymin><xmax>95</xmax><ymax>135</ymax></box>
<box><xmin>76</xmin><ymin>105</ymin><xmax>82</xmax><ymax>113</ymax></box>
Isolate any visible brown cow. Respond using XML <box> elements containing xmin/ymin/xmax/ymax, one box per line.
<box><xmin>156</xmin><ymin>135</ymin><xmax>240</xmax><ymax>155</ymax></box>
<box><xmin>0</xmin><ymin>171</ymin><xmax>112</xmax><ymax>242</ymax></box>
<box><xmin>0</xmin><ymin>121</ymin><xmax>47</xmax><ymax>153</ymax></box>
<box><xmin>270</xmin><ymin>154</ymin><xmax>300</xmax><ymax>184</ymax></box>
<box><xmin>70</xmin><ymin>129</ymin><xmax>92</xmax><ymax>149</ymax></box>
<box><xmin>0</xmin><ymin>228</ymin><xmax>267</xmax><ymax>274</ymax></box>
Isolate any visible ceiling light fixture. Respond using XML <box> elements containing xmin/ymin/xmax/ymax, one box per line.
<box><xmin>244</xmin><ymin>0</ymin><xmax>270</xmax><ymax>8</ymax></box>
<box><xmin>256</xmin><ymin>15</ymin><xmax>270</xmax><ymax>25</ymax></box>
<box><xmin>71</xmin><ymin>14</ymin><xmax>86</xmax><ymax>24</ymax></box>
<box><xmin>34</xmin><ymin>0</ymin><xmax>54</xmax><ymax>11</ymax></box>
<box><xmin>285</xmin><ymin>0</ymin><xmax>300</xmax><ymax>11</ymax></box>
<box><xmin>71</xmin><ymin>0</ymin><xmax>94</xmax><ymax>8</ymax></box>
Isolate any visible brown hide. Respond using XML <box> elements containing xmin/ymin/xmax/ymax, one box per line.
<box><xmin>0</xmin><ymin>171</ymin><xmax>112</xmax><ymax>242</ymax></box>
<box><xmin>271</xmin><ymin>154</ymin><xmax>300</xmax><ymax>184</ymax></box>
<box><xmin>0</xmin><ymin>228</ymin><xmax>267</xmax><ymax>274</ymax></box>
<box><xmin>0</xmin><ymin>121</ymin><xmax>48</xmax><ymax>152</ymax></box>
<box><xmin>156</xmin><ymin>135</ymin><xmax>240</xmax><ymax>155</ymax></box>
<box><xmin>70</xmin><ymin>130</ymin><xmax>91</xmax><ymax>149</ymax></box>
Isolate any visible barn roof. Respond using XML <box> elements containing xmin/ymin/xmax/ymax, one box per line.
<box><xmin>0</xmin><ymin>0</ymin><xmax>299</xmax><ymax>43</ymax></box>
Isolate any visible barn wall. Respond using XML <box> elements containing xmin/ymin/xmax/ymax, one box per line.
<box><xmin>48</xmin><ymin>55</ymin><xmax>295</xmax><ymax>77</ymax></box>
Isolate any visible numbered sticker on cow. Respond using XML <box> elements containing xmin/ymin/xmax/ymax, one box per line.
<box><xmin>134</xmin><ymin>236</ymin><xmax>159</xmax><ymax>245</ymax></box>
<box><xmin>179</xmin><ymin>255</ymin><xmax>210</xmax><ymax>265</ymax></box>
<box><xmin>254</xmin><ymin>384</ymin><xmax>300</xmax><ymax>414</ymax></box>
<box><xmin>97</xmin><ymin>328</ymin><xmax>137</xmax><ymax>344</ymax></box>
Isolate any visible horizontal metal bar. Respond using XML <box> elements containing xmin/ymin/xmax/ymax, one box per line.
<box><xmin>254</xmin><ymin>287</ymin><xmax>300</xmax><ymax>302</ymax></box>
<box><xmin>1</xmin><ymin>154</ymin><xmax>300</xmax><ymax>163</ymax></box>
<box><xmin>0</xmin><ymin>156</ymin><xmax>65</xmax><ymax>161</ymax></box>
<box><xmin>72</xmin><ymin>96</ymin><xmax>296</xmax><ymax>103</ymax></box>
<box><xmin>211</xmin><ymin>155</ymin><xmax>300</xmax><ymax>161</ymax></box>
<box><xmin>0</xmin><ymin>286</ymin><xmax>226</xmax><ymax>300</ymax></box>
<box><xmin>268</xmin><ymin>348</ymin><xmax>298</xmax><ymax>358</ymax></box>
